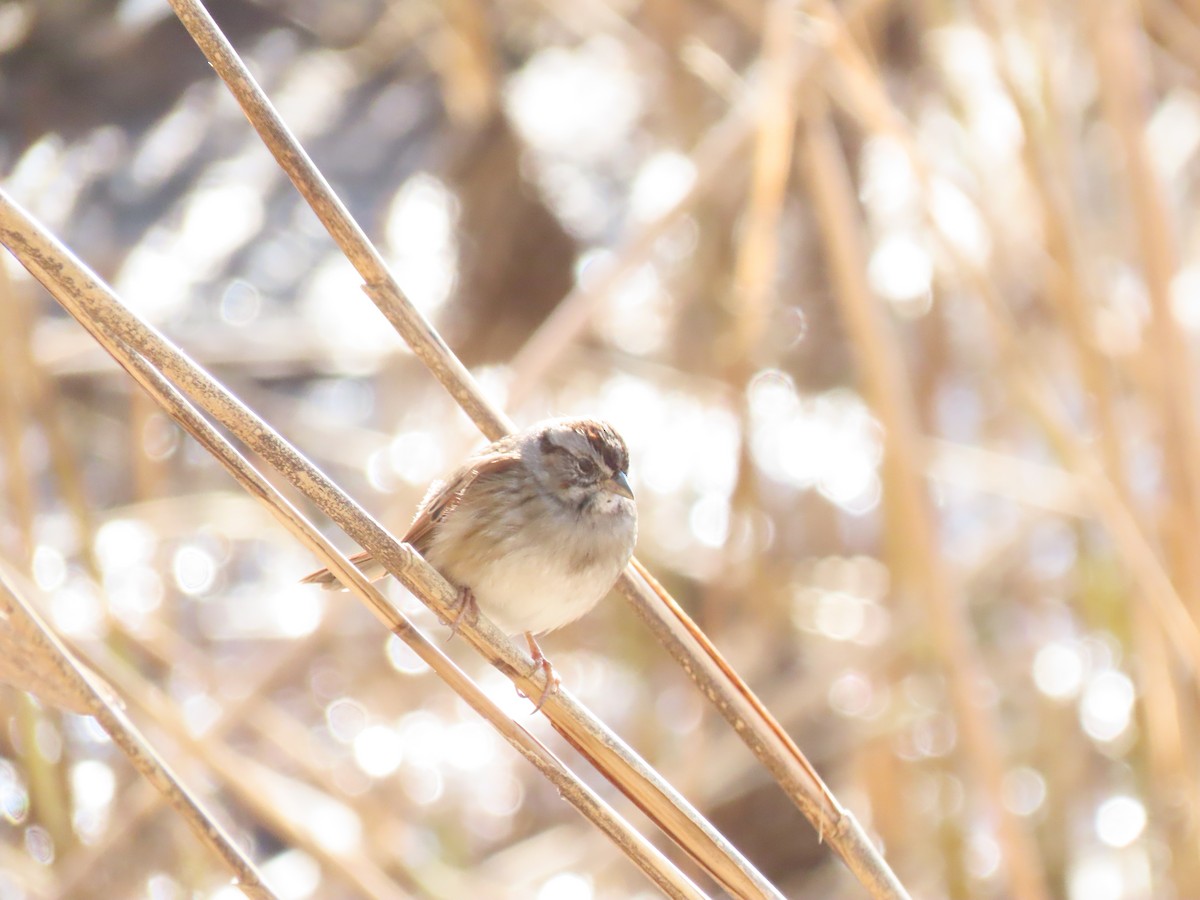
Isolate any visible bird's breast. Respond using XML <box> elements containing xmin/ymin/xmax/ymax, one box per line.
<box><xmin>463</xmin><ymin>550</ymin><xmax>619</xmax><ymax>635</ymax></box>
<box><xmin>423</xmin><ymin>485</ymin><xmax>636</xmax><ymax>635</ymax></box>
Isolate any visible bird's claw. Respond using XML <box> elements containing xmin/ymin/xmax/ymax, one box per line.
<box><xmin>521</xmin><ymin>633</ymin><xmax>561</xmax><ymax>713</ymax></box>
<box><xmin>444</xmin><ymin>587</ymin><xmax>478</xmax><ymax>640</ymax></box>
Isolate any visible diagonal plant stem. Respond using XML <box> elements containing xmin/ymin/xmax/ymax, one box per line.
<box><xmin>162</xmin><ymin>1</ymin><xmax>911</xmax><ymax>895</ymax></box>
<box><xmin>797</xmin><ymin>94</ymin><xmax>1051</xmax><ymax>900</ymax></box>
<box><xmin>75</xmin><ymin>632</ymin><xmax>445</xmax><ymax>900</ymax></box>
<box><xmin>48</xmin><ymin>615</ymin><xmax>417</xmax><ymax>899</ymax></box>
<box><xmin>107</xmin><ymin>358</ymin><xmax>708</xmax><ymax>900</ymax></box>
<box><xmin>0</xmin><ymin>188</ymin><xmax>771</xmax><ymax>899</ymax></box>
<box><xmin>731</xmin><ymin>0</ymin><xmax>801</xmax><ymax>361</ymax></box>
<box><xmin>967</xmin><ymin>4</ymin><xmax>1200</xmax><ymax>891</ymax></box>
<box><xmin>808</xmin><ymin>0</ymin><xmax>1200</xmax><ymax>889</ymax></box>
<box><xmin>507</xmin><ymin>0</ymin><xmax>883</xmax><ymax>405</ymax></box>
<box><xmin>1088</xmin><ymin>1</ymin><xmax>1200</xmax><ymax>584</ymax></box>
<box><xmin>808</xmin><ymin>0</ymin><xmax>1200</xmax><ymax>677</ymax></box>
<box><xmin>170</xmin><ymin>4</ymin><xmax>508</xmax><ymax>441</ymax></box>
<box><xmin>0</xmin><ymin>565</ymin><xmax>278</xmax><ymax>900</ymax></box>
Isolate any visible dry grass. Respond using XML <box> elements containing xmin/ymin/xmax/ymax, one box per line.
<box><xmin>3</xmin><ymin>0</ymin><xmax>1200</xmax><ymax>898</ymax></box>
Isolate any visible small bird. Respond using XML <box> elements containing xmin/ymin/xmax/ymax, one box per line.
<box><xmin>302</xmin><ymin>417</ymin><xmax>638</xmax><ymax>708</ymax></box>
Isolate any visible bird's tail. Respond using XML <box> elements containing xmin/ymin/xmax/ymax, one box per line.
<box><xmin>299</xmin><ymin>550</ymin><xmax>388</xmax><ymax>590</ymax></box>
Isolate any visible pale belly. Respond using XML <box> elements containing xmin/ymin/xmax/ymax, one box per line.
<box><xmin>438</xmin><ymin>547</ymin><xmax>622</xmax><ymax>635</ymax></box>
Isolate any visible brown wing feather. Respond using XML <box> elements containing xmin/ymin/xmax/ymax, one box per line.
<box><xmin>300</xmin><ymin>448</ymin><xmax>521</xmax><ymax>589</ymax></box>
<box><xmin>403</xmin><ymin>450</ymin><xmax>521</xmax><ymax>551</ymax></box>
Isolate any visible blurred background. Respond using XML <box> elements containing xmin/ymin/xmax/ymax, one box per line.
<box><xmin>1</xmin><ymin>0</ymin><xmax>1198</xmax><ymax>897</ymax></box>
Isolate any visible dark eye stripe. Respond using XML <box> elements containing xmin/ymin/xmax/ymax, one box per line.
<box><xmin>543</xmin><ymin>422</ymin><xmax>630</xmax><ymax>473</ymax></box>
<box><xmin>575</xmin><ymin>424</ymin><xmax>624</xmax><ymax>470</ymax></box>
<box><xmin>603</xmin><ymin>444</ymin><xmax>626</xmax><ymax>473</ymax></box>
<box><xmin>593</xmin><ymin>436</ymin><xmax>627</xmax><ymax>473</ymax></box>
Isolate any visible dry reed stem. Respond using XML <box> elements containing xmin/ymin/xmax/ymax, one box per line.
<box><xmin>506</xmin><ymin>0</ymin><xmax>879</xmax><ymax>403</ymax></box>
<box><xmin>1089</xmin><ymin>0</ymin><xmax>1200</xmax><ymax>612</ymax></box>
<box><xmin>0</xmin><ymin>189</ymin><xmax>741</xmax><ymax>900</ymax></box>
<box><xmin>168</xmin><ymin>1</ymin><xmax>509</xmax><ymax>442</ymax></box>
<box><xmin>114</xmin><ymin>615</ymin><xmax>446</xmax><ymax>893</ymax></box>
<box><xmin>808</xmin><ymin>0</ymin><xmax>1200</xmax><ymax>677</ymax></box>
<box><xmin>971</xmin><ymin>5</ymin><xmax>1199</xmax><ymax>887</ymax></box>
<box><xmin>0</xmin><ymin>590</ymin><xmax>92</xmax><ymax>714</ymax></box>
<box><xmin>128</xmin><ymin>610</ymin><xmax>484</xmax><ymax>895</ymax></box>
<box><xmin>1144</xmin><ymin>0</ymin><xmax>1200</xmax><ymax>73</ymax></box>
<box><xmin>816</xmin><ymin>0</ymin><xmax>1200</xmax><ymax>882</ymax></box>
<box><xmin>76</xmin><ymin>638</ymin><xmax>417</xmax><ymax>900</ymax></box>
<box><xmin>731</xmin><ymin>0</ymin><xmax>800</xmax><ymax>361</ymax></box>
<box><xmin>48</xmin><ymin>631</ymin><xmax>347</xmax><ymax>899</ymax></box>
<box><xmin>4</xmin><ymin>269</ymin><xmax>103</xmax><ymax>582</ymax></box>
<box><xmin>621</xmin><ymin>563</ymin><xmax>912</xmax><ymax>900</ymax></box>
<box><xmin>797</xmin><ymin>97</ymin><xmax>1051</xmax><ymax>900</ymax></box>
<box><xmin>436</xmin><ymin>0</ymin><xmax>498</xmax><ymax>125</ymax></box>
<box><xmin>0</xmin><ymin>564</ymin><xmax>277</xmax><ymax>899</ymax></box>
<box><xmin>0</xmin><ymin>264</ymin><xmax>77</xmax><ymax>855</ymax></box>
<box><xmin>51</xmin><ymin>606</ymin><xmax>470</xmax><ymax>898</ymax></box>
<box><xmin>0</xmin><ymin>269</ymin><xmax>35</xmax><ymax>567</ymax></box>
<box><xmin>161</xmin><ymin>0</ymin><xmax>910</xmax><ymax>895</ymax></box>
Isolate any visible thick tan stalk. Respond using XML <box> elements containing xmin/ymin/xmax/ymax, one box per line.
<box><xmin>161</xmin><ymin>1</ymin><xmax>912</xmax><ymax>895</ymax></box>
<box><xmin>973</xmin><ymin>4</ymin><xmax>1197</xmax><ymax>891</ymax></box>
<box><xmin>0</xmin><ymin>265</ymin><xmax>75</xmax><ymax>853</ymax></box>
<box><xmin>798</xmin><ymin>101</ymin><xmax>1052</xmax><ymax>900</ymax></box>
<box><xmin>0</xmin><ymin>265</ymin><xmax>101</xmax><ymax>581</ymax></box>
<box><xmin>77</xmin><ymin>635</ymin><xmax>431</xmax><ymax>900</ymax></box>
<box><xmin>0</xmin><ymin>187</ymin><xmax>759</xmax><ymax>900</ymax></box>
<box><xmin>808</xmin><ymin>0</ymin><xmax>1200</xmax><ymax>681</ymax></box>
<box><xmin>107</xmin><ymin>354</ymin><xmax>708</xmax><ymax>900</ymax></box>
<box><xmin>51</xmin><ymin>611</ymin><xmax>483</xmax><ymax>899</ymax></box>
<box><xmin>508</xmin><ymin>0</ymin><xmax>881</xmax><ymax>404</ymax></box>
<box><xmin>0</xmin><ymin>269</ymin><xmax>35</xmax><ymax>566</ymax></box>
<box><xmin>0</xmin><ymin>566</ymin><xmax>277</xmax><ymax>899</ymax></box>
<box><xmin>731</xmin><ymin>0</ymin><xmax>800</xmax><ymax>360</ymax></box>
<box><xmin>166</xmin><ymin>0</ymin><xmax>508</xmax><ymax>442</ymax></box>
<box><xmin>1090</xmin><ymin>0</ymin><xmax>1200</xmax><ymax>625</ymax></box>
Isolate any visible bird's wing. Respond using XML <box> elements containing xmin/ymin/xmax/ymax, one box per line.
<box><xmin>300</xmin><ymin>448</ymin><xmax>521</xmax><ymax>588</ymax></box>
<box><xmin>402</xmin><ymin>450</ymin><xmax>522</xmax><ymax>552</ymax></box>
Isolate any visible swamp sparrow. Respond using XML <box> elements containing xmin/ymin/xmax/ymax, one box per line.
<box><xmin>303</xmin><ymin>417</ymin><xmax>638</xmax><ymax>707</ymax></box>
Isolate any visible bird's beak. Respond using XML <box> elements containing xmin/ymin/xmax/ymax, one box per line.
<box><xmin>606</xmin><ymin>471</ymin><xmax>635</xmax><ymax>500</ymax></box>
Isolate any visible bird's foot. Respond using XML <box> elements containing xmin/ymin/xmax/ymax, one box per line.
<box><xmin>444</xmin><ymin>587</ymin><xmax>479</xmax><ymax>640</ymax></box>
<box><xmin>521</xmin><ymin>633</ymin><xmax>560</xmax><ymax>713</ymax></box>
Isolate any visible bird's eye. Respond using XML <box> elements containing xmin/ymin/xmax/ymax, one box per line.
<box><xmin>577</xmin><ymin>458</ymin><xmax>598</xmax><ymax>477</ymax></box>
